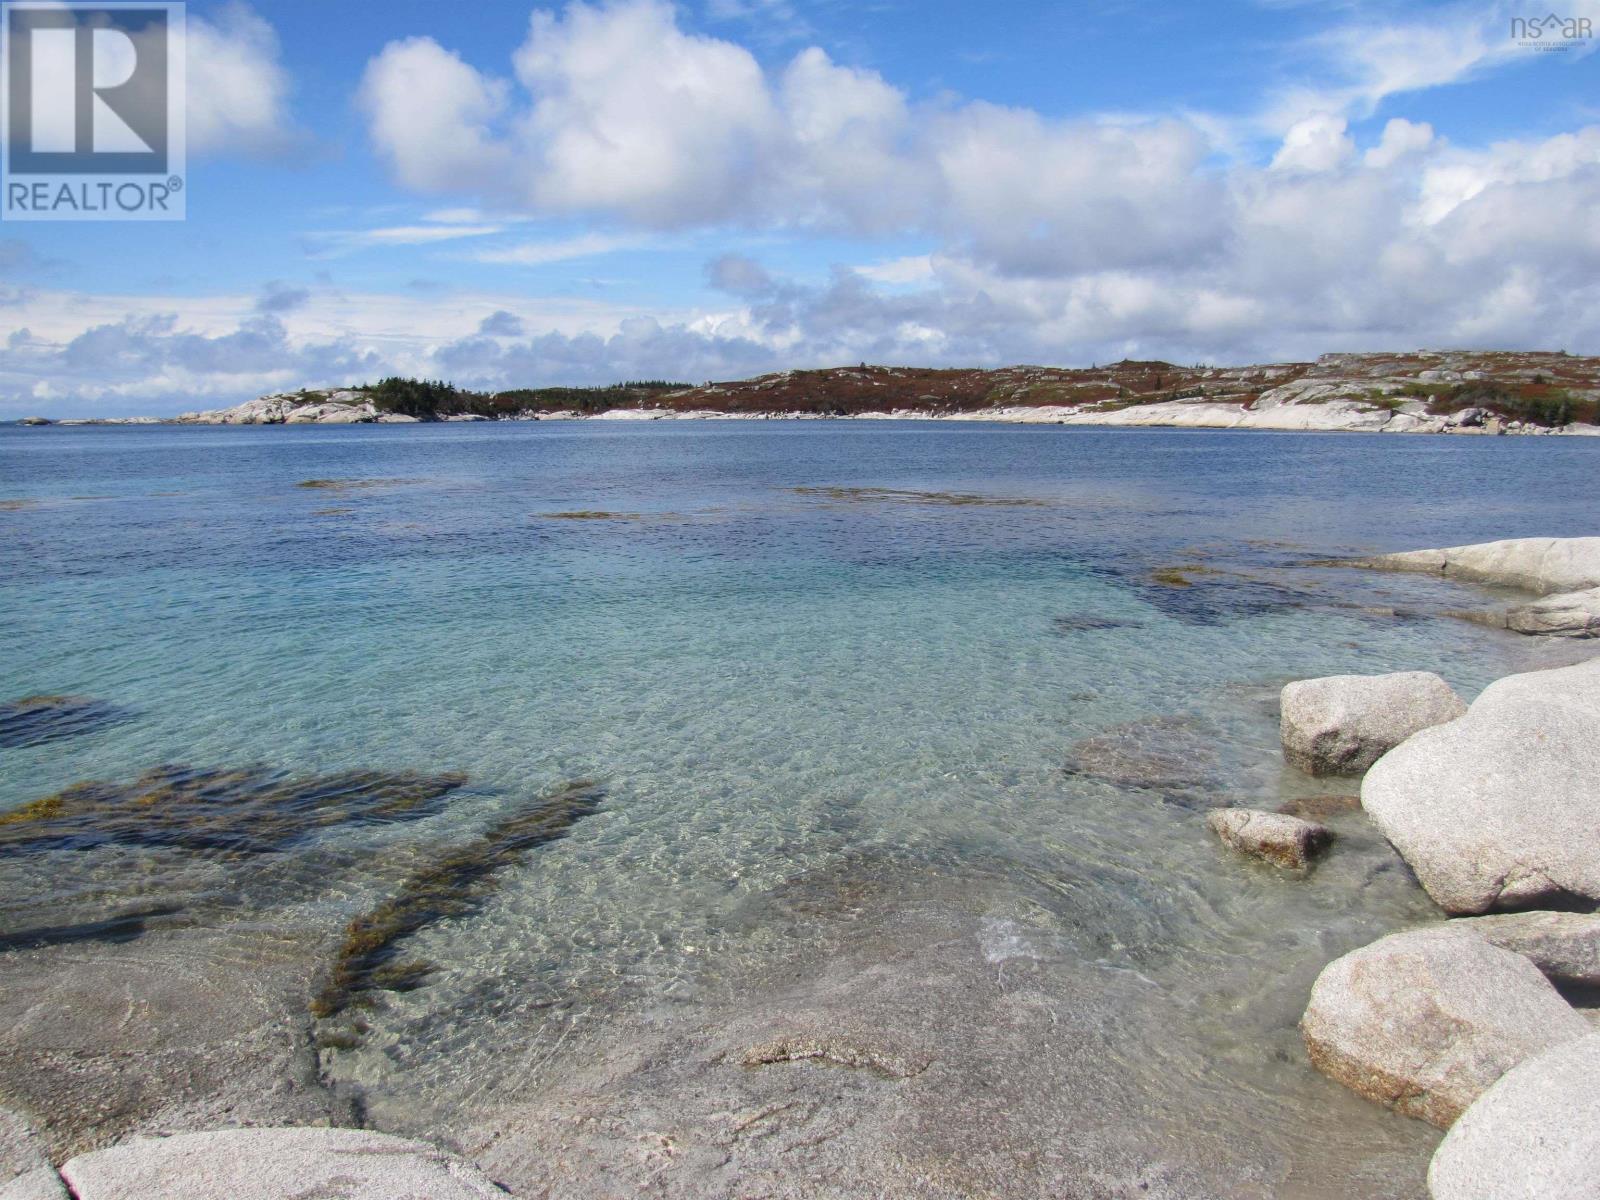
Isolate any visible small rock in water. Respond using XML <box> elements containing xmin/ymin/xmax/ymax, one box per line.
<box><xmin>1471</xmin><ymin>586</ymin><xmax>1600</xmax><ymax>638</ymax></box>
<box><xmin>1206</xmin><ymin>808</ymin><xmax>1332</xmax><ymax>869</ymax></box>
<box><xmin>52</xmin><ymin>1128</ymin><xmax>505</xmax><ymax>1200</ymax></box>
<box><xmin>1451</xmin><ymin>910</ymin><xmax>1600</xmax><ymax>987</ymax></box>
<box><xmin>1300</xmin><ymin>926</ymin><xmax>1588</xmax><ymax>1128</ymax></box>
<box><xmin>1427</xmin><ymin>1032</ymin><xmax>1600</xmax><ymax>1200</ymax></box>
<box><xmin>1279</xmin><ymin>671</ymin><xmax>1465</xmax><ymax>776</ymax></box>
<box><xmin>0</xmin><ymin>695</ymin><xmax>128</xmax><ymax>749</ymax></box>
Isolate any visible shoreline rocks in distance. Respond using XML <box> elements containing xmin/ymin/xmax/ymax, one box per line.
<box><xmin>1280</xmin><ymin>671</ymin><xmax>1466</xmax><ymax>776</ymax></box>
<box><xmin>1343</xmin><ymin>536</ymin><xmax>1600</xmax><ymax>596</ymax></box>
<box><xmin>1361</xmin><ymin>657</ymin><xmax>1600</xmax><ymax>914</ymax></box>
<box><xmin>1300</xmin><ymin>926</ymin><xmax>1589</xmax><ymax>1128</ymax></box>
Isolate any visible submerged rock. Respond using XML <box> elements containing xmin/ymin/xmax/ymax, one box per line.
<box><xmin>1064</xmin><ymin>716</ymin><xmax>1222</xmax><ymax>796</ymax></box>
<box><xmin>51</xmin><ymin>1128</ymin><xmax>504</xmax><ymax>1200</ymax></box>
<box><xmin>1206</xmin><ymin>808</ymin><xmax>1332</xmax><ymax>869</ymax></box>
<box><xmin>1452</xmin><ymin>910</ymin><xmax>1600</xmax><ymax>986</ymax></box>
<box><xmin>0</xmin><ymin>765</ymin><xmax>468</xmax><ymax>858</ymax></box>
<box><xmin>1362</xmin><ymin>658</ymin><xmax>1600</xmax><ymax>913</ymax></box>
<box><xmin>1427</xmin><ymin>1032</ymin><xmax>1600</xmax><ymax>1200</ymax></box>
<box><xmin>1345</xmin><ymin>537</ymin><xmax>1600</xmax><ymax>595</ymax></box>
<box><xmin>0</xmin><ymin>696</ymin><xmax>127</xmax><ymax>750</ymax></box>
<box><xmin>312</xmin><ymin>779</ymin><xmax>605</xmax><ymax>1023</ymax></box>
<box><xmin>1471</xmin><ymin>586</ymin><xmax>1600</xmax><ymax>638</ymax></box>
<box><xmin>1300</xmin><ymin>927</ymin><xmax>1588</xmax><ymax>1128</ymax></box>
<box><xmin>1275</xmin><ymin>794</ymin><xmax>1360</xmax><ymax>820</ymax></box>
<box><xmin>1280</xmin><ymin>671</ymin><xmax>1465</xmax><ymax>776</ymax></box>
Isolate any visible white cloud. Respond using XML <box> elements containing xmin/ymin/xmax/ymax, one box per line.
<box><xmin>471</xmin><ymin>232</ymin><xmax>647</xmax><ymax>265</ymax></box>
<box><xmin>1271</xmin><ymin>113</ymin><xmax>1355</xmax><ymax>173</ymax></box>
<box><xmin>187</xmin><ymin>4</ymin><xmax>296</xmax><ymax>154</ymax></box>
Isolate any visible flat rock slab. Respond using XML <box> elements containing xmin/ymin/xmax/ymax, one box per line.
<box><xmin>54</xmin><ymin>1128</ymin><xmax>505</xmax><ymax>1200</ymax></box>
<box><xmin>1207</xmin><ymin>808</ymin><xmax>1332</xmax><ymax>869</ymax></box>
<box><xmin>1362</xmin><ymin>658</ymin><xmax>1600</xmax><ymax>913</ymax></box>
<box><xmin>1452</xmin><ymin>911</ymin><xmax>1600</xmax><ymax>986</ymax></box>
<box><xmin>1301</xmin><ymin>927</ymin><xmax>1588</xmax><ymax>1128</ymax></box>
<box><xmin>1349</xmin><ymin>537</ymin><xmax>1600</xmax><ymax>595</ymax></box>
<box><xmin>1428</xmin><ymin>1032</ymin><xmax>1600</xmax><ymax>1200</ymax></box>
<box><xmin>0</xmin><ymin>929</ymin><xmax>339</xmax><ymax>1162</ymax></box>
<box><xmin>1280</xmin><ymin>671</ymin><xmax>1465</xmax><ymax>776</ymax></box>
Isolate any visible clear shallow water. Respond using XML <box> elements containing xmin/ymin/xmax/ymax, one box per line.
<box><xmin>3</xmin><ymin>422</ymin><xmax>1598</xmax><ymax>1190</ymax></box>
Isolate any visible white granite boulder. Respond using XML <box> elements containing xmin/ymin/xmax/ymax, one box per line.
<box><xmin>1350</xmin><ymin>537</ymin><xmax>1600</xmax><ymax>594</ymax></box>
<box><xmin>1300</xmin><ymin>927</ymin><xmax>1588</xmax><ymax>1128</ymax></box>
<box><xmin>44</xmin><ymin>1128</ymin><xmax>504</xmax><ymax>1200</ymax></box>
<box><xmin>1361</xmin><ymin>658</ymin><xmax>1600</xmax><ymax>913</ymax></box>
<box><xmin>1280</xmin><ymin>671</ymin><xmax>1466</xmax><ymax>776</ymax></box>
<box><xmin>1206</xmin><ymin>808</ymin><xmax>1332</xmax><ymax>869</ymax></box>
<box><xmin>1452</xmin><ymin>911</ymin><xmax>1600</xmax><ymax>986</ymax></box>
<box><xmin>1427</xmin><ymin>1032</ymin><xmax>1600</xmax><ymax>1200</ymax></box>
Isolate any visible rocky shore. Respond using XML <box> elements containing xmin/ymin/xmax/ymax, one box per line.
<box><xmin>1225</xmin><ymin>536</ymin><xmax>1600</xmax><ymax>1199</ymax></box>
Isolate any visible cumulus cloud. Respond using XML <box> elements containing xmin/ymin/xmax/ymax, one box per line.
<box><xmin>187</xmin><ymin>4</ymin><xmax>298</xmax><ymax>155</ymax></box>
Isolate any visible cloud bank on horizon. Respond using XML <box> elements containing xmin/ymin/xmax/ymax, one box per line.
<box><xmin>2</xmin><ymin>0</ymin><xmax>1599</xmax><ymax>415</ymax></box>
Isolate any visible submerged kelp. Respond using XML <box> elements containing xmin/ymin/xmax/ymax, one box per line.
<box><xmin>0</xmin><ymin>765</ymin><xmax>468</xmax><ymax>857</ymax></box>
<box><xmin>312</xmin><ymin>779</ymin><xmax>605</xmax><ymax>1022</ymax></box>
<box><xmin>791</xmin><ymin>486</ymin><xmax>1045</xmax><ymax>507</ymax></box>
<box><xmin>0</xmin><ymin>694</ymin><xmax>129</xmax><ymax>749</ymax></box>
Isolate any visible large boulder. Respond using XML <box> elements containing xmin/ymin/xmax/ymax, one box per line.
<box><xmin>1206</xmin><ymin>808</ymin><xmax>1332</xmax><ymax>868</ymax></box>
<box><xmin>1280</xmin><ymin>671</ymin><xmax>1466</xmax><ymax>776</ymax></box>
<box><xmin>1361</xmin><ymin>658</ymin><xmax>1600</xmax><ymax>913</ymax></box>
<box><xmin>1349</xmin><ymin>537</ymin><xmax>1600</xmax><ymax>595</ymax></box>
<box><xmin>52</xmin><ymin>1128</ymin><xmax>505</xmax><ymax>1200</ymax></box>
<box><xmin>1300</xmin><ymin>927</ymin><xmax>1588</xmax><ymax>1128</ymax></box>
<box><xmin>1427</xmin><ymin>1033</ymin><xmax>1600</xmax><ymax>1200</ymax></box>
<box><xmin>1452</xmin><ymin>911</ymin><xmax>1600</xmax><ymax>986</ymax></box>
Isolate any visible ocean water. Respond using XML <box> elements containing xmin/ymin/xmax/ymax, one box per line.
<box><xmin>3</xmin><ymin>420</ymin><xmax>1597</xmax><ymax>1191</ymax></box>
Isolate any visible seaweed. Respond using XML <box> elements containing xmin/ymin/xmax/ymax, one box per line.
<box><xmin>791</xmin><ymin>486</ymin><xmax>1045</xmax><ymax>507</ymax></box>
<box><xmin>311</xmin><ymin>778</ymin><xmax>605</xmax><ymax>1021</ymax></box>
<box><xmin>0</xmin><ymin>904</ymin><xmax>183</xmax><ymax>953</ymax></box>
<box><xmin>0</xmin><ymin>765</ymin><xmax>468</xmax><ymax>857</ymax></box>
<box><xmin>540</xmin><ymin>510</ymin><xmax>646</xmax><ymax>520</ymax></box>
<box><xmin>0</xmin><ymin>694</ymin><xmax>129</xmax><ymax>749</ymax></box>
<box><xmin>1053</xmin><ymin>614</ymin><xmax>1144</xmax><ymax>633</ymax></box>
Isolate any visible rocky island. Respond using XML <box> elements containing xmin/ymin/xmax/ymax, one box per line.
<box><xmin>164</xmin><ymin>350</ymin><xmax>1600</xmax><ymax>435</ymax></box>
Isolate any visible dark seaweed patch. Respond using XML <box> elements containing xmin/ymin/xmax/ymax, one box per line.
<box><xmin>791</xmin><ymin>486</ymin><xmax>1045</xmax><ymax>507</ymax></box>
<box><xmin>311</xmin><ymin>778</ymin><xmax>605</xmax><ymax>1022</ymax></box>
<box><xmin>0</xmin><ymin>694</ymin><xmax>129</xmax><ymax>749</ymax></box>
<box><xmin>1053</xmin><ymin>614</ymin><xmax>1145</xmax><ymax>633</ymax></box>
<box><xmin>0</xmin><ymin>765</ymin><xmax>468</xmax><ymax>857</ymax></box>
<box><xmin>0</xmin><ymin>904</ymin><xmax>183</xmax><ymax>953</ymax></box>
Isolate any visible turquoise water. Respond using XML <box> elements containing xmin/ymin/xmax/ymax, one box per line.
<box><xmin>3</xmin><ymin>421</ymin><xmax>1597</xmax><ymax>1189</ymax></box>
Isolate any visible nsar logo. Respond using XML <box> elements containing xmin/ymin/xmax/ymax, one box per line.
<box><xmin>2</xmin><ymin>2</ymin><xmax>186</xmax><ymax>221</ymax></box>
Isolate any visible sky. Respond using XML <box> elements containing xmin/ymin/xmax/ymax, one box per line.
<box><xmin>1</xmin><ymin>0</ymin><xmax>1598</xmax><ymax>417</ymax></box>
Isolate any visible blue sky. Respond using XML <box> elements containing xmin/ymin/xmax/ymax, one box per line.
<box><xmin>2</xmin><ymin>0</ymin><xmax>1598</xmax><ymax>415</ymax></box>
